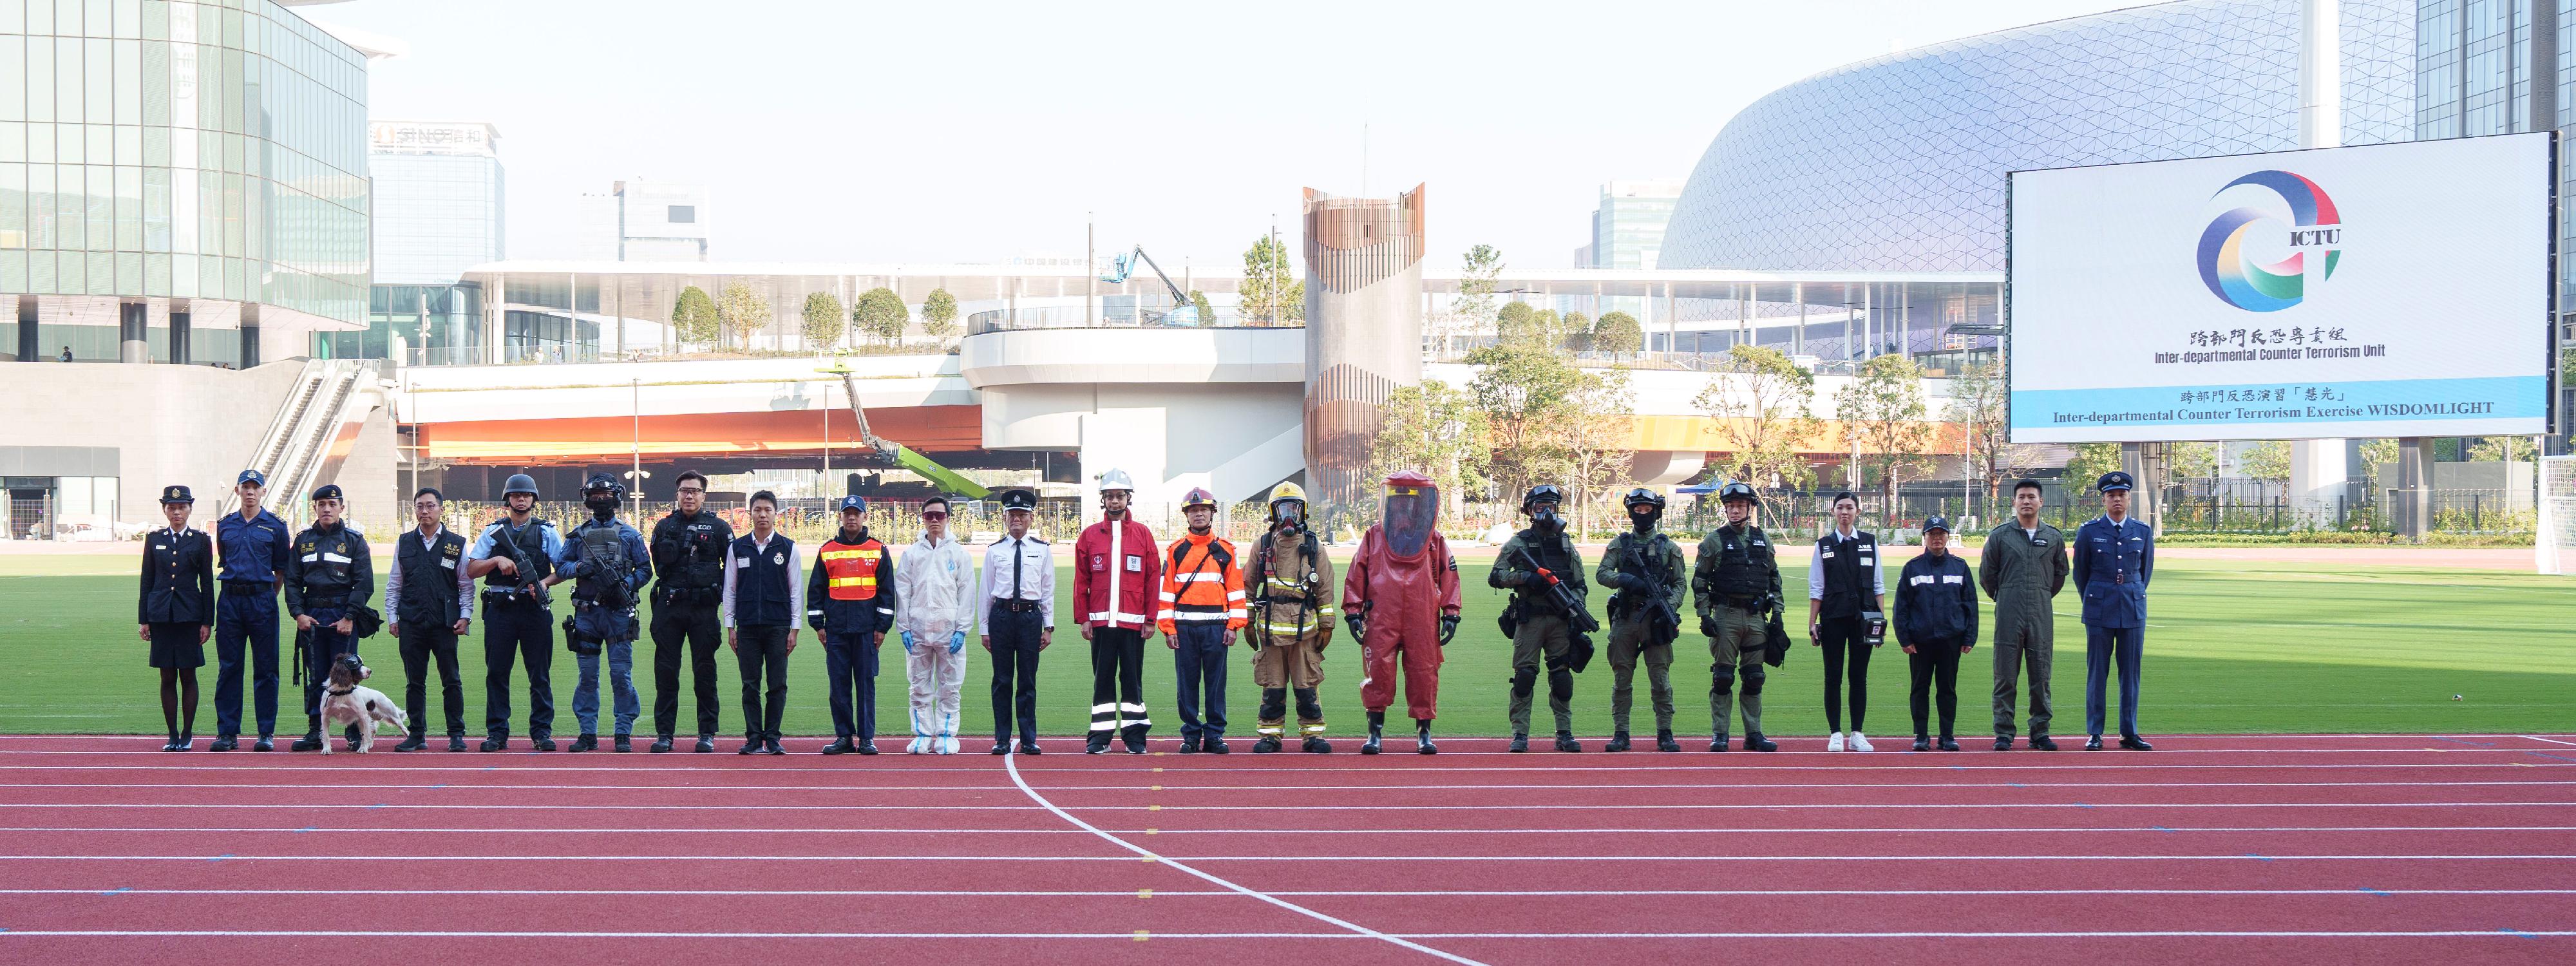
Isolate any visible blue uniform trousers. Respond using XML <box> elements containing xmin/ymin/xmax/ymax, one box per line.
<box><xmin>2083</xmin><ymin>625</ymin><xmax>2144</xmax><ymax>739</ymax></box>
<box><xmin>822</xmin><ymin>632</ymin><xmax>880</xmax><ymax>741</ymax></box>
<box><xmin>214</xmin><ymin>588</ymin><xmax>280</xmax><ymax>738</ymax></box>
<box><xmin>1172</xmin><ymin>622</ymin><xmax>1229</xmax><ymax>742</ymax></box>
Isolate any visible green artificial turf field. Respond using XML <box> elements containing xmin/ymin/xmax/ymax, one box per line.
<box><xmin>3</xmin><ymin>549</ymin><xmax>2568</xmax><ymax>738</ymax></box>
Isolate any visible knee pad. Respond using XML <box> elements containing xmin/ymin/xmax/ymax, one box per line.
<box><xmin>1510</xmin><ymin>665</ymin><xmax>1539</xmax><ymax>695</ymax></box>
<box><xmin>1544</xmin><ymin>651</ymin><xmax>1573</xmax><ymax>673</ymax></box>
<box><xmin>1258</xmin><ymin>687</ymin><xmax>1287</xmax><ymax>719</ymax></box>
<box><xmin>1740</xmin><ymin>667</ymin><xmax>1766</xmax><ymax>696</ymax></box>
<box><xmin>1710</xmin><ymin>665</ymin><xmax>1736</xmax><ymax>693</ymax></box>
<box><xmin>1293</xmin><ymin>687</ymin><xmax>1323</xmax><ymax>717</ymax></box>
<box><xmin>1546</xmin><ymin>667</ymin><xmax>1574</xmax><ymax>700</ymax></box>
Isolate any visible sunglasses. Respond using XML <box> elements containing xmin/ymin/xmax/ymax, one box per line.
<box><xmin>922</xmin><ymin>511</ymin><xmax>949</xmax><ymax>521</ymax></box>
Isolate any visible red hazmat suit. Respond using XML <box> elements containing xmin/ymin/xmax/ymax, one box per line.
<box><xmin>1343</xmin><ymin>527</ymin><xmax>1461</xmax><ymax>720</ymax></box>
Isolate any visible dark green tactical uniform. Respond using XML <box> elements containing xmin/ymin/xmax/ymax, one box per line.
<box><xmin>1490</xmin><ymin>527</ymin><xmax>1587</xmax><ymax>738</ymax></box>
<box><xmin>1597</xmin><ymin>529</ymin><xmax>1685</xmax><ymax>735</ymax></box>
<box><xmin>1692</xmin><ymin>520</ymin><xmax>1780</xmax><ymax>743</ymax></box>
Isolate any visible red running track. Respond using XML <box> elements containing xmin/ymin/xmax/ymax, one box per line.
<box><xmin>0</xmin><ymin>733</ymin><xmax>2570</xmax><ymax>965</ymax></box>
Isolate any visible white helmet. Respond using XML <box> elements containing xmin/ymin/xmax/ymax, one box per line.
<box><xmin>1097</xmin><ymin>468</ymin><xmax>1135</xmax><ymax>494</ymax></box>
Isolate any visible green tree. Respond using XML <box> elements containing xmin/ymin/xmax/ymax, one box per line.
<box><xmin>2468</xmin><ymin>435</ymin><xmax>2538</xmax><ymax>463</ymax></box>
<box><xmin>800</xmin><ymin>291</ymin><xmax>846</xmax><ymax>348</ymax></box>
<box><xmin>672</xmin><ymin>285</ymin><xmax>720</xmax><ymax>346</ymax></box>
<box><xmin>1594</xmin><ymin>310</ymin><xmax>1642</xmax><ymax>361</ymax></box>
<box><xmin>717</xmin><ymin>282</ymin><xmax>773</xmax><ymax>349</ymax></box>
<box><xmin>1561</xmin><ymin>311</ymin><xmax>1593</xmax><ymax>353</ymax></box>
<box><xmin>2065</xmin><ymin>443</ymin><xmax>2123</xmax><ymax>495</ymax></box>
<box><xmin>1188</xmin><ymin>289</ymin><xmax>1215</xmax><ymax>326</ymax></box>
<box><xmin>2240</xmin><ymin>440</ymin><xmax>2291</xmax><ymax>480</ymax></box>
<box><xmin>1562</xmin><ymin>366</ymin><xmax>1638</xmax><ymax>538</ymax></box>
<box><xmin>1447</xmin><ymin>243</ymin><xmax>1503</xmax><ymax>352</ymax></box>
<box><xmin>852</xmin><ymin>287</ymin><xmax>908</xmax><ymax>345</ymax></box>
<box><xmin>921</xmin><ymin>288</ymin><xmax>959</xmax><ymax>343</ymax></box>
<box><xmin>2359</xmin><ymin>438</ymin><xmax>2400</xmax><ymax>489</ymax></box>
<box><xmin>1495</xmin><ymin>302</ymin><xmax>1542</xmax><ymax>348</ymax></box>
<box><xmin>2168</xmin><ymin>441</ymin><xmax>2217</xmax><ymax>478</ymax></box>
<box><xmin>1694</xmin><ymin>345</ymin><xmax>1822</xmax><ymax>512</ymax></box>
<box><xmin>1832</xmin><ymin>354</ymin><xmax>1933</xmax><ymax>512</ymax></box>
<box><xmin>1466</xmin><ymin>343</ymin><xmax>1587</xmax><ymax>502</ymax></box>
<box><xmin>1367</xmin><ymin>379</ymin><xmax>1491</xmax><ymax>524</ymax></box>
<box><xmin>1944</xmin><ymin>361</ymin><xmax>2014</xmax><ymax>505</ymax></box>
<box><xmin>1240</xmin><ymin>235</ymin><xmax>1303</xmax><ymax>326</ymax></box>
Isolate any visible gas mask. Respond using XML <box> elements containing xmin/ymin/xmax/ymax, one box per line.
<box><xmin>1273</xmin><ymin>503</ymin><xmax>1305</xmax><ymax>535</ymax></box>
<box><xmin>1531</xmin><ymin>505</ymin><xmax>1562</xmax><ymax>531</ymax></box>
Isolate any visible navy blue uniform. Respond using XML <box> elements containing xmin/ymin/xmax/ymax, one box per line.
<box><xmin>214</xmin><ymin>507</ymin><xmax>291</xmax><ymax>739</ymax></box>
<box><xmin>140</xmin><ymin>526</ymin><xmax>216</xmax><ymax>668</ymax></box>
<box><xmin>471</xmin><ymin>517</ymin><xmax>564</xmax><ymax>743</ymax></box>
<box><xmin>1893</xmin><ymin>551</ymin><xmax>1978</xmax><ymax>741</ymax></box>
<box><xmin>2072</xmin><ymin>515</ymin><xmax>2153</xmax><ymax>741</ymax></box>
<box><xmin>285</xmin><ymin>522</ymin><xmax>374</xmax><ymax>735</ymax></box>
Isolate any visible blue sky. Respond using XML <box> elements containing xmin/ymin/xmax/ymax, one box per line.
<box><xmin>318</xmin><ymin>0</ymin><xmax>2148</xmax><ymax>271</ymax></box>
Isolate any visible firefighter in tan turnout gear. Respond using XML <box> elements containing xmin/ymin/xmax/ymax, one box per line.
<box><xmin>1245</xmin><ymin>483</ymin><xmax>1336</xmax><ymax>753</ymax></box>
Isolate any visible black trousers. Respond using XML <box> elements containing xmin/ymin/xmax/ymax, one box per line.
<box><xmin>1907</xmin><ymin>641</ymin><xmax>1964</xmax><ymax>740</ymax></box>
<box><xmin>1817</xmin><ymin>614</ymin><xmax>1874</xmax><ymax>733</ymax></box>
<box><xmin>988</xmin><ymin>605</ymin><xmax>1043</xmax><ymax>743</ymax></box>
<box><xmin>650</xmin><ymin>601</ymin><xmax>723</xmax><ymax>739</ymax></box>
<box><xmin>482</xmin><ymin>600</ymin><xmax>556</xmax><ymax>739</ymax></box>
<box><xmin>399</xmin><ymin>623</ymin><xmax>466</xmax><ymax>738</ymax></box>
<box><xmin>735</xmin><ymin>625</ymin><xmax>792</xmax><ymax>742</ymax></box>
<box><xmin>298</xmin><ymin>606</ymin><xmax>356</xmax><ymax>728</ymax></box>
<box><xmin>1088</xmin><ymin>627</ymin><xmax>1149</xmax><ymax>740</ymax></box>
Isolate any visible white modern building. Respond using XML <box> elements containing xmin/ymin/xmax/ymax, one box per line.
<box><xmin>579</xmin><ymin>179</ymin><xmax>708</xmax><ymax>262</ymax></box>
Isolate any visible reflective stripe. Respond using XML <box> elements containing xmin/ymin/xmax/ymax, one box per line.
<box><xmin>300</xmin><ymin>554</ymin><xmax>318</xmax><ymax>564</ymax></box>
<box><xmin>1170</xmin><ymin>572</ymin><xmax>1226</xmax><ymax>583</ymax></box>
<box><xmin>1299</xmin><ymin>723</ymin><xmax>1328</xmax><ymax>735</ymax></box>
<box><xmin>1087</xmin><ymin>720</ymin><xmax>1117</xmax><ymax>732</ymax></box>
<box><xmin>876</xmin><ymin>607</ymin><xmax>895</xmax><ymax>616</ymax></box>
<box><xmin>1256</xmin><ymin>725</ymin><xmax>1284</xmax><ymax>736</ymax></box>
<box><xmin>1171</xmin><ymin>612</ymin><xmax>1233</xmax><ymax>622</ymax></box>
<box><xmin>1090</xmin><ymin>703</ymin><xmax>1117</xmax><ymax>715</ymax></box>
<box><xmin>1086</xmin><ymin>610</ymin><xmax>1150</xmax><ymax>624</ymax></box>
<box><xmin>806</xmin><ymin>609</ymin><xmax>823</xmax><ymax>616</ymax></box>
<box><xmin>829</xmin><ymin>576</ymin><xmax>877</xmax><ymax>588</ymax></box>
<box><xmin>817</xmin><ymin>549</ymin><xmax>867</xmax><ymax>562</ymax></box>
<box><xmin>1157</xmin><ymin>592</ymin><xmax>1178</xmax><ymax>602</ymax></box>
<box><xmin>1224</xmin><ymin>590</ymin><xmax>1246</xmax><ymax>601</ymax></box>
<box><xmin>319</xmin><ymin>553</ymin><xmax>351</xmax><ymax>565</ymax></box>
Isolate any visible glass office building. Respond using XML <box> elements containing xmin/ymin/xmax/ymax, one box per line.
<box><xmin>323</xmin><ymin>119</ymin><xmax>501</xmax><ymax>364</ymax></box>
<box><xmin>0</xmin><ymin>0</ymin><xmax>370</xmax><ymax>365</ymax></box>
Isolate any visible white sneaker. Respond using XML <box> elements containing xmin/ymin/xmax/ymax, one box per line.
<box><xmin>1848</xmin><ymin>731</ymin><xmax>1875</xmax><ymax>753</ymax></box>
<box><xmin>907</xmin><ymin>736</ymin><xmax>929</xmax><ymax>755</ymax></box>
<box><xmin>938</xmin><ymin>735</ymin><xmax>958</xmax><ymax>755</ymax></box>
<box><xmin>1825</xmin><ymin>732</ymin><xmax>1846</xmax><ymax>752</ymax></box>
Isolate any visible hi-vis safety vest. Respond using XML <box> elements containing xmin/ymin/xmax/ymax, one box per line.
<box><xmin>819</xmin><ymin>538</ymin><xmax>887</xmax><ymax>600</ymax></box>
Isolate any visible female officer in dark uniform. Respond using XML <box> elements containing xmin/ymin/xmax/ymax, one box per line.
<box><xmin>139</xmin><ymin>485</ymin><xmax>215</xmax><ymax>750</ymax></box>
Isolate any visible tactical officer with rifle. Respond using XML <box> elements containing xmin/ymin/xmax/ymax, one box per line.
<box><xmin>1490</xmin><ymin>484</ymin><xmax>1596</xmax><ymax>753</ymax></box>
<box><xmin>544</xmin><ymin>473</ymin><xmax>653</xmax><ymax>752</ymax></box>
<box><xmin>1596</xmin><ymin>488</ymin><xmax>1686</xmax><ymax>752</ymax></box>
<box><xmin>467</xmin><ymin>473</ymin><xmax>564</xmax><ymax>752</ymax></box>
<box><xmin>647</xmin><ymin>470</ymin><xmax>733</xmax><ymax>752</ymax></box>
<box><xmin>1691</xmin><ymin>481</ymin><xmax>1782</xmax><ymax>752</ymax></box>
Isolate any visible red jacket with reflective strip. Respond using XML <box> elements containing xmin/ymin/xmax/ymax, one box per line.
<box><xmin>1157</xmin><ymin>532</ymin><xmax>1245</xmax><ymax>634</ymax></box>
<box><xmin>1073</xmin><ymin>517</ymin><xmax>1160</xmax><ymax>631</ymax></box>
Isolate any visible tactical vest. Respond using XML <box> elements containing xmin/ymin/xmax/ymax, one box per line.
<box><xmin>1513</xmin><ymin>529</ymin><xmax>1580</xmax><ymax>613</ymax></box>
<box><xmin>1817</xmin><ymin>530</ymin><xmax>1876</xmax><ymax>620</ymax></box>
<box><xmin>396</xmin><ymin>529</ymin><xmax>467</xmax><ymax>628</ymax></box>
<box><xmin>486</xmin><ymin>519</ymin><xmax>553</xmax><ymax>587</ymax></box>
<box><xmin>817</xmin><ymin>535</ymin><xmax>887</xmax><ymax>601</ymax></box>
<box><xmin>1711</xmin><ymin>525</ymin><xmax>1773</xmax><ymax>601</ymax></box>
<box><xmin>573</xmin><ymin>520</ymin><xmax>633</xmax><ymax>608</ymax></box>
<box><xmin>1608</xmin><ymin>531</ymin><xmax>1671</xmax><ymax>612</ymax></box>
<box><xmin>657</xmin><ymin>511</ymin><xmax>728</xmax><ymax>591</ymax></box>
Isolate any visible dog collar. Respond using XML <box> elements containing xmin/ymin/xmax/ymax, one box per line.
<box><xmin>327</xmin><ymin>686</ymin><xmax>355</xmax><ymax>696</ymax></box>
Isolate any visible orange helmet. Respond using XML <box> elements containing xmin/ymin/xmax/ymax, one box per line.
<box><xmin>1180</xmin><ymin>487</ymin><xmax>1219</xmax><ymax>511</ymax></box>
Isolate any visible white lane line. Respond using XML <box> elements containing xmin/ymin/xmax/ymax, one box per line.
<box><xmin>5</xmin><ymin>853</ymin><xmax>2568</xmax><ymax>863</ymax></box>
<box><xmin>6</xmin><ymin>887</ymin><xmax>2571</xmax><ymax>898</ymax></box>
<box><xmin>3</xmin><ymin>824</ymin><xmax>2569</xmax><ymax>836</ymax></box>
<box><xmin>0</xmin><ymin>929</ymin><xmax>2563</xmax><ymax>940</ymax></box>
<box><xmin>2526</xmin><ymin>735</ymin><xmax>2576</xmax><ymax>748</ymax></box>
<box><xmin>2</xmin><ymin>800</ymin><xmax>2566</xmax><ymax>812</ymax></box>
<box><xmin>1000</xmin><ymin>741</ymin><xmax>1490</xmax><ymax>966</ymax></box>
<box><xmin>12</xmin><ymin>779</ymin><xmax>2571</xmax><ymax>792</ymax></box>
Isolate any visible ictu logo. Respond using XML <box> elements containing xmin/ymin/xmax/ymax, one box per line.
<box><xmin>2195</xmin><ymin>170</ymin><xmax>2341</xmax><ymax>312</ymax></box>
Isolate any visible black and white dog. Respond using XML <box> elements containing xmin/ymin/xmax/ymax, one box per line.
<box><xmin>319</xmin><ymin>653</ymin><xmax>407</xmax><ymax>754</ymax></box>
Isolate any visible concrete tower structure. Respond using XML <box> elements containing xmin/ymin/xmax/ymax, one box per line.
<box><xmin>1300</xmin><ymin>184</ymin><xmax>1426</xmax><ymax>507</ymax></box>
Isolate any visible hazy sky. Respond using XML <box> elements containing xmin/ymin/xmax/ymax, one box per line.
<box><xmin>319</xmin><ymin>0</ymin><xmax>2152</xmax><ymax>272</ymax></box>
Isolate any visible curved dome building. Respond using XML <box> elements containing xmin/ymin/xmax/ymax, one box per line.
<box><xmin>1660</xmin><ymin>0</ymin><xmax>2419</xmax><ymax>274</ymax></box>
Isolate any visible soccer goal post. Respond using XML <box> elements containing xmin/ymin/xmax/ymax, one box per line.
<box><xmin>2540</xmin><ymin>456</ymin><xmax>2576</xmax><ymax>574</ymax></box>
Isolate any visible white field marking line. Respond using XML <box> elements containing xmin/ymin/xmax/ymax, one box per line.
<box><xmin>14</xmin><ymin>779</ymin><xmax>2575</xmax><ymax>793</ymax></box>
<box><xmin>2527</xmin><ymin>735</ymin><xmax>2576</xmax><ymax>747</ymax></box>
<box><xmin>999</xmin><ymin>744</ymin><xmax>1490</xmax><ymax>966</ymax></box>
<box><xmin>3</xmin><ymin>800</ymin><xmax>2568</xmax><ymax>812</ymax></box>
<box><xmin>7</xmin><ymin>824</ymin><xmax>2570</xmax><ymax>836</ymax></box>
<box><xmin>0</xmin><ymin>929</ymin><xmax>2567</xmax><ymax>940</ymax></box>
<box><xmin>7</xmin><ymin>853</ymin><xmax>2570</xmax><ymax>863</ymax></box>
<box><xmin>7</xmin><ymin>887</ymin><xmax>2573</xmax><ymax>898</ymax></box>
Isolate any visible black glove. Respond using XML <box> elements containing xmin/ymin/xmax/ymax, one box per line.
<box><xmin>1343</xmin><ymin>612</ymin><xmax>1365</xmax><ymax>641</ymax></box>
<box><xmin>1699</xmin><ymin>614</ymin><xmax>1718</xmax><ymax>638</ymax></box>
<box><xmin>1613</xmin><ymin>571</ymin><xmax>1649</xmax><ymax>592</ymax></box>
<box><xmin>1437</xmin><ymin>614</ymin><xmax>1459</xmax><ymax>646</ymax></box>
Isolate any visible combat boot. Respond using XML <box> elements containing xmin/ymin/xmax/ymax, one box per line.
<box><xmin>1302</xmin><ymin>735</ymin><xmax>1332</xmax><ymax>753</ymax></box>
<box><xmin>392</xmin><ymin>734</ymin><xmax>426</xmax><ymax>753</ymax></box>
<box><xmin>1508</xmin><ymin>734</ymin><xmax>1530</xmax><ymax>753</ymax></box>
<box><xmin>1416</xmin><ymin>721</ymin><xmax>1438</xmax><ymax>755</ymax></box>
<box><xmin>1204</xmin><ymin>738</ymin><xmax>1231</xmax><ymax>755</ymax></box>
<box><xmin>290</xmin><ymin>730</ymin><xmax>323</xmax><ymax>752</ymax></box>
<box><xmin>1655</xmin><ymin>730</ymin><xmax>1681</xmax><ymax>752</ymax></box>
<box><xmin>1604</xmin><ymin>730</ymin><xmax>1631</xmax><ymax>752</ymax></box>
<box><xmin>1553</xmin><ymin>732</ymin><xmax>1582</xmax><ymax>753</ymax></box>
<box><xmin>1252</xmin><ymin>735</ymin><xmax>1282</xmax><ymax>753</ymax></box>
<box><xmin>1743</xmin><ymin>732</ymin><xmax>1778</xmax><ymax>752</ymax></box>
<box><xmin>568</xmin><ymin>734</ymin><xmax>597</xmax><ymax>753</ymax></box>
<box><xmin>1178</xmin><ymin>738</ymin><xmax>1202</xmax><ymax>754</ymax></box>
<box><xmin>650</xmin><ymin>735</ymin><xmax>674</xmax><ymax>753</ymax></box>
<box><xmin>1361</xmin><ymin>714</ymin><xmax>1385</xmax><ymax>755</ymax></box>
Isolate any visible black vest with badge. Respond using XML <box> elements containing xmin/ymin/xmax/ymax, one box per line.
<box><xmin>651</xmin><ymin>509</ymin><xmax>731</xmax><ymax>605</ymax></box>
<box><xmin>396</xmin><ymin>528</ymin><xmax>468</xmax><ymax>628</ymax></box>
<box><xmin>1817</xmin><ymin>529</ymin><xmax>1876</xmax><ymax>620</ymax></box>
<box><xmin>484</xmin><ymin>518</ymin><xmax>554</xmax><ymax>588</ymax></box>
<box><xmin>1711</xmin><ymin>524</ymin><xmax>1774</xmax><ymax>602</ymax></box>
<box><xmin>730</xmin><ymin>534</ymin><xmax>797</xmax><ymax>628</ymax></box>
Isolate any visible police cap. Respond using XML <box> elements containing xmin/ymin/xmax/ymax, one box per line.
<box><xmin>311</xmin><ymin>484</ymin><xmax>344</xmax><ymax>502</ymax></box>
<box><xmin>1922</xmin><ymin>515</ymin><xmax>1949</xmax><ymax>534</ymax></box>
<box><xmin>999</xmin><ymin>488</ymin><xmax>1038</xmax><ymax>512</ymax></box>
<box><xmin>159</xmin><ymin>484</ymin><xmax>194</xmax><ymax>505</ymax></box>
<box><xmin>2096</xmin><ymin>471</ymin><xmax>2134</xmax><ymax>493</ymax></box>
<box><xmin>236</xmin><ymin>469</ymin><xmax>267</xmax><ymax>487</ymax></box>
<box><xmin>838</xmin><ymin>495</ymin><xmax>869</xmax><ymax>514</ymax></box>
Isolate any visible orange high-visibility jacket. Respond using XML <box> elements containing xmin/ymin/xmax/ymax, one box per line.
<box><xmin>1156</xmin><ymin>531</ymin><xmax>1246</xmax><ymax>635</ymax></box>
